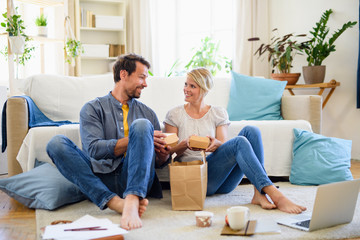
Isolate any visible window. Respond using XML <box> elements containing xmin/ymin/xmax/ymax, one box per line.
<box><xmin>151</xmin><ymin>0</ymin><xmax>234</xmax><ymax>76</ymax></box>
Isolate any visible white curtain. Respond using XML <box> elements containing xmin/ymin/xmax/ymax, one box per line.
<box><xmin>233</xmin><ymin>0</ymin><xmax>269</xmax><ymax>77</ymax></box>
<box><xmin>126</xmin><ymin>0</ymin><xmax>154</xmax><ymax>70</ymax></box>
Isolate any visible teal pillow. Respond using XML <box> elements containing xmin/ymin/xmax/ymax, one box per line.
<box><xmin>227</xmin><ymin>71</ymin><xmax>286</xmax><ymax>120</ymax></box>
<box><xmin>290</xmin><ymin>128</ymin><xmax>353</xmax><ymax>185</ymax></box>
<box><xmin>0</xmin><ymin>162</ymin><xmax>86</xmax><ymax>210</ymax></box>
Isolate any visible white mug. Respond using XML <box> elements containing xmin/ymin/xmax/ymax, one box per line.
<box><xmin>227</xmin><ymin>206</ymin><xmax>250</xmax><ymax>230</ymax></box>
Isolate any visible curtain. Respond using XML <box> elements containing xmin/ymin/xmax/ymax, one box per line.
<box><xmin>126</xmin><ymin>0</ymin><xmax>154</xmax><ymax>70</ymax></box>
<box><xmin>233</xmin><ymin>0</ymin><xmax>269</xmax><ymax>77</ymax></box>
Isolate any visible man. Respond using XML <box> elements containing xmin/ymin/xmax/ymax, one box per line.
<box><xmin>46</xmin><ymin>53</ymin><xmax>171</xmax><ymax>230</ymax></box>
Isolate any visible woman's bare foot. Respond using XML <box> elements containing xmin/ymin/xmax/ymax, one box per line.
<box><xmin>263</xmin><ymin>185</ymin><xmax>307</xmax><ymax>214</ymax></box>
<box><xmin>138</xmin><ymin>198</ymin><xmax>149</xmax><ymax>217</ymax></box>
<box><xmin>251</xmin><ymin>187</ymin><xmax>276</xmax><ymax>210</ymax></box>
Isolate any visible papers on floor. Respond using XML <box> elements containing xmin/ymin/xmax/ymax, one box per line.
<box><xmin>255</xmin><ymin>218</ymin><xmax>281</xmax><ymax>234</ymax></box>
<box><xmin>42</xmin><ymin>214</ymin><xmax>127</xmax><ymax>240</ymax></box>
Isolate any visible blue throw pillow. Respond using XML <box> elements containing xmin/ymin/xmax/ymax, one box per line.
<box><xmin>0</xmin><ymin>162</ymin><xmax>86</xmax><ymax>210</ymax></box>
<box><xmin>227</xmin><ymin>71</ymin><xmax>286</xmax><ymax>120</ymax></box>
<box><xmin>290</xmin><ymin>128</ymin><xmax>353</xmax><ymax>185</ymax></box>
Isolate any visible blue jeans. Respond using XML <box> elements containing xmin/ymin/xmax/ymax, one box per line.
<box><xmin>206</xmin><ymin>126</ymin><xmax>273</xmax><ymax>196</ymax></box>
<box><xmin>46</xmin><ymin>119</ymin><xmax>157</xmax><ymax>210</ymax></box>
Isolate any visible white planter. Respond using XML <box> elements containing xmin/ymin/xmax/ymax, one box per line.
<box><xmin>8</xmin><ymin>36</ymin><xmax>26</xmax><ymax>54</ymax></box>
<box><xmin>37</xmin><ymin>26</ymin><xmax>48</xmax><ymax>37</ymax></box>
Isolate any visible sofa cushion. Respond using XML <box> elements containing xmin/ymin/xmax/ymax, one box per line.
<box><xmin>227</xmin><ymin>72</ymin><xmax>286</xmax><ymax>121</ymax></box>
<box><xmin>18</xmin><ymin>74</ymin><xmax>114</xmax><ymax>122</ymax></box>
<box><xmin>290</xmin><ymin>128</ymin><xmax>353</xmax><ymax>185</ymax></box>
<box><xmin>0</xmin><ymin>161</ymin><xmax>86</xmax><ymax>210</ymax></box>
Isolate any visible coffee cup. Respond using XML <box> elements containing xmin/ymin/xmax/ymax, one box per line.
<box><xmin>226</xmin><ymin>206</ymin><xmax>250</xmax><ymax>230</ymax></box>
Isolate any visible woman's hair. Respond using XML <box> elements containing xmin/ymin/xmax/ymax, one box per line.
<box><xmin>187</xmin><ymin>68</ymin><xmax>214</xmax><ymax>95</ymax></box>
<box><xmin>113</xmin><ymin>53</ymin><xmax>151</xmax><ymax>83</ymax></box>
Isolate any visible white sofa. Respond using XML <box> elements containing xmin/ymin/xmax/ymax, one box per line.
<box><xmin>6</xmin><ymin>73</ymin><xmax>322</xmax><ymax>179</ymax></box>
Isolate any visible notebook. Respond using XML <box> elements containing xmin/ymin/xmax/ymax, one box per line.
<box><xmin>277</xmin><ymin>178</ymin><xmax>360</xmax><ymax>232</ymax></box>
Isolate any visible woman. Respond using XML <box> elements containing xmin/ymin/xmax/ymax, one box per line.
<box><xmin>164</xmin><ymin>68</ymin><xmax>306</xmax><ymax>214</ymax></box>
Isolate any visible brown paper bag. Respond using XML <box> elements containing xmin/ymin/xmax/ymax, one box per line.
<box><xmin>169</xmin><ymin>151</ymin><xmax>207</xmax><ymax>210</ymax></box>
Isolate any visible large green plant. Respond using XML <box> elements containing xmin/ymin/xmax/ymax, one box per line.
<box><xmin>249</xmin><ymin>29</ymin><xmax>307</xmax><ymax>74</ymax></box>
<box><xmin>0</xmin><ymin>10</ymin><xmax>35</xmax><ymax>65</ymax></box>
<box><xmin>303</xmin><ymin>9</ymin><xmax>357</xmax><ymax>66</ymax></box>
<box><xmin>184</xmin><ymin>36</ymin><xmax>231</xmax><ymax>76</ymax></box>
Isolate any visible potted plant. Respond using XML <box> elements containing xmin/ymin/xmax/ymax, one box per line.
<box><xmin>248</xmin><ymin>29</ymin><xmax>307</xmax><ymax>85</ymax></box>
<box><xmin>64</xmin><ymin>38</ymin><xmax>83</xmax><ymax>66</ymax></box>
<box><xmin>35</xmin><ymin>13</ymin><xmax>48</xmax><ymax>37</ymax></box>
<box><xmin>302</xmin><ymin>9</ymin><xmax>357</xmax><ymax>84</ymax></box>
<box><xmin>185</xmin><ymin>36</ymin><xmax>232</xmax><ymax>76</ymax></box>
<box><xmin>1</xmin><ymin>10</ymin><xmax>35</xmax><ymax>64</ymax></box>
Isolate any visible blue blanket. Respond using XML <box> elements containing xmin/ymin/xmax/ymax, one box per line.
<box><xmin>2</xmin><ymin>96</ymin><xmax>77</xmax><ymax>152</ymax></box>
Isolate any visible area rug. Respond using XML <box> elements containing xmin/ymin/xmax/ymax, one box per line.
<box><xmin>36</xmin><ymin>182</ymin><xmax>360</xmax><ymax>240</ymax></box>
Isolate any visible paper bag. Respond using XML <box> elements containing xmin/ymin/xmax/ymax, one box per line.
<box><xmin>169</xmin><ymin>152</ymin><xmax>207</xmax><ymax>210</ymax></box>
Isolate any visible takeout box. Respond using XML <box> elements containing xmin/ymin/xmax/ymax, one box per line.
<box><xmin>189</xmin><ymin>136</ymin><xmax>210</xmax><ymax>149</ymax></box>
<box><xmin>163</xmin><ymin>133</ymin><xmax>179</xmax><ymax>148</ymax></box>
<box><xmin>169</xmin><ymin>152</ymin><xmax>207</xmax><ymax>211</ymax></box>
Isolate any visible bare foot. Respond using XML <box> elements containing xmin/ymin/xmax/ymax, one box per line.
<box><xmin>263</xmin><ymin>185</ymin><xmax>307</xmax><ymax>214</ymax></box>
<box><xmin>138</xmin><ymin>198</ymin><xmax>149</xmax><ymax>217</ymax></box>
<box><xmin>120</xmin><ymin>194</ymin><xmax>143</xmax><ymax>230</ymax></box>
<box><xmin>107</xmin><ymin>195</ymin><xmax>149</xmax><ymax>217</ymax></box>
<box><xmin>251</xmin><ymin>187</ymin><xmax>276</xmax><ymax>210</ymax></box>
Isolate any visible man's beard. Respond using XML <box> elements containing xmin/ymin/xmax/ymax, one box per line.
<box><xmin>126</xmin><ymin>87</ymin><xmax>142</xmax><ymax>99</ymax></box>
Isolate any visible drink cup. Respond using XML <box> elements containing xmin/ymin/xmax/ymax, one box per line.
<box><xmin>226</xmin><ymin>206</ymin><xmax>250</xmax><ymax>230</ymax></box>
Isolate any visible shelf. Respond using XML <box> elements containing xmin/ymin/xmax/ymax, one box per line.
<box><xmin>81</xmin><ymin>56</ymin><xmax>117</xmax><ymax>60</ymax></box>
<box><xmin>80</xmin><ymin>0</ymin><xmax>124</xmax><ymax>3</ymax></box>
<box><xmin>15</xmin><ymin>0</ymin><xmax>64</xmax><ymax>7</ymax></box>
<box><xmin>80</xmin><ymin>27</ymin><xmax>124</xmax><ymax>32</ymax></box>
<box><xmin>0</xmin><ymin>33</ymin><xmax>63</xmax><ymax>43</ymax></box>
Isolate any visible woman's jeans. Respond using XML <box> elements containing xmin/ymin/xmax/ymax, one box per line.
<box><xmin>206</xmin><ymin>125</ymin><xmax>273</xmax><ymax>196</ymax></box>
<box><xmin>46</xmin><ymin>119</ymin><xmax>156</xmax><ymax>210</ymax></box>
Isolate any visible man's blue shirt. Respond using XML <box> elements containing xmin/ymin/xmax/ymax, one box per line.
<box><xmin>80</xmin><ymin>92</ymin><xmax>160</xmax><ymax>173</ymax></box>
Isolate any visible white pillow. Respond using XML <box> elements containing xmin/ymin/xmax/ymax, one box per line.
<box><xmin>19</xmin><ymin>74</ymin><xmax>114</xmax><ymax>122</ymax></box>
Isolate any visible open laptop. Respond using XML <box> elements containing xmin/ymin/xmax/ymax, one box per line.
<box><xmin>277</xmin><ymin>178</ymin><xmax>360</xmax><ymax>232</ymax></box>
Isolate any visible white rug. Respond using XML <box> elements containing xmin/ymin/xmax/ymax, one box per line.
<box><xmin>36</xmin><ymin>182</ymin><xmax>360</xmax><ymax>240</ymax></box>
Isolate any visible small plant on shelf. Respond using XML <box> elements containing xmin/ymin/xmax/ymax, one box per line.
<box><xmin>248</xmin><ymin>29</ymin><xmax>307</xmax><ymax>74</ymax></box>
<box><xmin>35</xmin><ymin>13</ymin><xmax>47</xmax><ymax>27</ymax></box>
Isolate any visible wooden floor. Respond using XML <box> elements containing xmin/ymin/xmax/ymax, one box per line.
<box><xmin>0</xmin><ymin>160</ymin><xmax>360</xmax><ymax>240</ymax></box>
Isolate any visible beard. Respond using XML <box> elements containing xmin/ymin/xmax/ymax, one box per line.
<box><xmin>125</xmin><ymin>86</ymin><xmax>142</xmax><ymax>99</ymax></box>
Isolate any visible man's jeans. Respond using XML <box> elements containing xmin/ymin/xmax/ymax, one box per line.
<box><xmin>46</xmin><ymin>119</ymin><xmax>156</xmax><ymax>210</ymax></box>
<box><xmin>206</xmin><ymin>125</ymin><xmax>273</xmax><ymax>196</ymax></box>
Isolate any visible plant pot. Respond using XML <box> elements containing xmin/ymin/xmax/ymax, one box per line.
<box><xmin>37</xmin><ymin>26</ymin><xmax>48</xmax><ymax>37</ymax></box>
<box><xmin>8</xmin><ymin>36</ymin><xmax>25</xmax><ymax>54</ymax></box>
<box><xmin>303</xmin><ymin>65</ymin><xmax>326</xmax><ymax>84</ymax></box>
<box><xmin>270</xmin><ymin>73</ymin><xmax>301</xmax><ymax>85</ymax></box>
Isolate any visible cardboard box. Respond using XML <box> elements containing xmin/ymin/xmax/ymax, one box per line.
<box><xmin>189</xmin><ymin>136</ymin><xmax>210</xmax><ymax>149</ymax></box>
<box><xmin>109</xmin><ymin>44</ymin><xmax>125</xmax><ymax>57</ymax></box>
<box><xmin>164</xmin><ymin>133</ymin><xmax>179</xmax><ymax>148</ymax></box>
<box><xmin>82</xmin><ymin>44</ymin><xmax>109</xmax><ymax>58</ymax></box>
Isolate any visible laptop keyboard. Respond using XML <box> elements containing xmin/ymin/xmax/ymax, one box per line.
<box><xmin>295</xmin><ymin>220</ymin><xmax>311</xmax><ymax>228</ymax></box>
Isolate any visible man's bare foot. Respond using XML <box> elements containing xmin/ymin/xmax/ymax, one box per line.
<box><xmin>251</xmin><ymin>187</ymin><xmax>276</xmax><ymax>210</ymax></box>
<box><xmin>263</xmin><ymin>185</ymin><xmax>307</xmax><ymax>214</ymax></box>
<box><xmin>107</xmin><ymin>196</ymin><xmax>148</xmax><ymax>217</ymax></box>
<box><xmin>120</xmin><ymin>194</ymin><xmax>143</xmax><ymax>230</ymax></box>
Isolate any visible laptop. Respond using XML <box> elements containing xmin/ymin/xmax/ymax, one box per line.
<box><xmin>277</xmin><ymin>178</ymin><xmax>360</xmax><ymax>232</ymax></box>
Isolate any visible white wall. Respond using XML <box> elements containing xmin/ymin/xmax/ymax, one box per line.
<box><xmin>268</xmin><ymin>0</ymin><xmax>359</xmax><ymax>159</ymax></box>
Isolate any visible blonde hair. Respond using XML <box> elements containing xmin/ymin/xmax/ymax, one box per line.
<box><xmin>187</xmin><ymin>68</ymin><xmax>214</xmax><ymax>95</ymax></box>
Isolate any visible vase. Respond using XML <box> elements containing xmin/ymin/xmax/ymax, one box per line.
<box><xmin>37</xmin><ymin>26</ymin><xmax>48</xmax><ymax>37</ymax></box>
<box><xmin>303</xmin><ymin>65</ymin><xmax>326</xmax><ymax>84</ymax></box>
<box><xmin>8</xmin><ymin>36</ymin><xmax>25</xmax><ymax>54</ymax></box>
<box><xmin>270</xmin><ymin>73</ymin><xmax>301</xmax><ymax>85</ymax></box>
